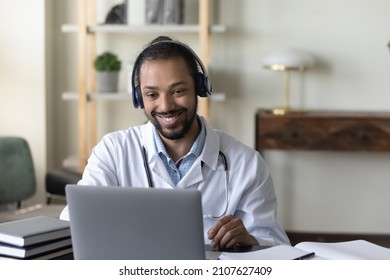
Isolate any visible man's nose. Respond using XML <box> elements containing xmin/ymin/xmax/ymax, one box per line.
<box><xmin>158</xmin><ymin>93</ymin><xmax>175</xmax><ymax>111</ymax></box>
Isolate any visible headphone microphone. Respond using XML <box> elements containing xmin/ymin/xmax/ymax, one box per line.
<box><xmin>131</xmin><ymin>40</ymin><xmax>212</xmax><ymax>109</ymax></box>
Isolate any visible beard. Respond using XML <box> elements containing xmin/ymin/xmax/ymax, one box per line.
<box><xmin>147</xmin><ymin>98</ymin><xmax>198</xmax><ymax>140</ymax></box>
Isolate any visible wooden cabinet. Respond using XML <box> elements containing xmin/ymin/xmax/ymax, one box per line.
<box><xmin>255</xmin><ymin>109</ymin><xmax>390</xmax><ymax>246</ymax></box>
<box><xmin>256</xmin><ymin>109</ymin><xmax>390</xmax><ymax>152</ymax></box>
<box><xmin>61</xmin><ymin>0</ymin><xmax>226</xmax><ymax>171</ymax></box>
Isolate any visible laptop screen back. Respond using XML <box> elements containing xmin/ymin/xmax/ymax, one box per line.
<box><xmin>65</xmin><ymin>185</ymin><xmax>205</xmax><ymax>260</ymax></box>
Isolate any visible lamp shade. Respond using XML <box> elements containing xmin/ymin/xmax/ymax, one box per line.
<box><xmin>263</xmin><ymin>48</ymin><xmax>315</xmax><ymax>71</ymax></box>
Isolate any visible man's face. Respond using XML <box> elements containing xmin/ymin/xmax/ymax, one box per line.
<box><xmin>139</xmin><ymin>57</ymin><xmax>198</xmax><ymax>140</ymax></box>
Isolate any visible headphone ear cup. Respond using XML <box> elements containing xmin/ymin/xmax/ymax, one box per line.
<box><xmin>197</xmin><ymin>73</ymin><xmax>211</xmax><ymax>97</ymax></box>
<box><xmin>132</xmin><ymin>86</ymin><xmax>144</xmax><ymax>108</ymax></box>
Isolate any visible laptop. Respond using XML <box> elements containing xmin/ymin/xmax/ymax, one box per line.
<box><xmin>65</xmin><ymin>184</ymin><xmax>206</xmax><ymax>260</ymax></box>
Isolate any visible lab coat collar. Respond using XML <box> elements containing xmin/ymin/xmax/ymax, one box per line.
<box><xmin>198</xmin><ymin>116</ymin><xmax>220</xmax><ymax>171</ymax></box>
<box><xmin>142</xmin><ymin>121</ymin><xmax>158</xmax><ymax>163</ymax></box>
<box><xmin>142</xmin><ymin>121</ymin><xmax>172</xmax><ymax>185</ymax></box>
<box><xmin>177</xmin><ymin>117</ymin><xmax>221</xmax><ymax>188</ymax></box>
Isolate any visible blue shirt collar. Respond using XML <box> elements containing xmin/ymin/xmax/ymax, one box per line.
<box><xmin>153</xmin><ymin>116</ymin><xmax>206</xmax><ymax>161</ymax></box>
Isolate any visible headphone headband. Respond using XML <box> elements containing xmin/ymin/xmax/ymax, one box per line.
<box><xmin>131</xmin><ymin>40</ymin><xmax>212</xmax><ymax>109</ymax></box>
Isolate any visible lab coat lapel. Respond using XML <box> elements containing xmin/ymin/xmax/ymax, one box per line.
<box><xmin>141</xmin><ymin>122</ymin><xmax>174</xmax><ymax>187</ymax></box>
<box><xmin>176</xmin><ymin>119</ymin><xmax>221</xmax><ymax>188</ymax></box>
<box><xmin>175</xmin><ymin>157</ymin><xmax>203</xmax><ymax>188</ymax></box>
<box><xmin>200</xmin><ymin>118</ymin><xmax>220</xmax><ymax>171</ymax></box>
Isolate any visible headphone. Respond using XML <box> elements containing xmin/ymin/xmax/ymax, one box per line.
<box><xmin>131</xmin><ymin>40</ymin><xmax>212</xmax><ymax>109</ymax></box>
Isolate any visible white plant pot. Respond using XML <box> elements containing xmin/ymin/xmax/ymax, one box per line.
<box><xmin>96</xmin><ymin>71</ymin><xmax>119</xmax><ymax>93</ymax></box>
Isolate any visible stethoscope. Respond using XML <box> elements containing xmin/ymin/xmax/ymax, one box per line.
<box><xmin>142</xmin><ymin>147</ymin><xmax>229</xmax><ymax>219</ymax></box>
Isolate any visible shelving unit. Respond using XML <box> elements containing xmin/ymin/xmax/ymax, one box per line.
<box><xmin>61</xmin><ymin>0</ymin><xmax>226</xmax><ymax>171</ymax></box>
<box><xmin>62</xmin><ymin>92</ymin><xmax>226</xmax><ymax>102</ymax></box>
<box><xmin>61</xmin><ymin>23</ymin><xmax>226</xmax><ymax>33</ymax></box>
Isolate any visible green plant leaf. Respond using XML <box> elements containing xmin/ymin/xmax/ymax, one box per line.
<box><xmin>94</xmin><ymin>51</ymin><xmax>122</xmax><ymax>71</ymax></box>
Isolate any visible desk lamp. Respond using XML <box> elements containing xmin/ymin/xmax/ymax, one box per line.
<box><xmin>263</xmin><ymin>48</ymin><xmax>314</xmax><ymax>115</ymax></box>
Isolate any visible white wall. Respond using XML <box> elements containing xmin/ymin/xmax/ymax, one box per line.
<box><xmin>213</xmin><ymin>0</ymin><xmax>390</xmax><ymax>234</ymax></box>
<box><xmin>0</xmin><ymin>0</ymin><xmax>47</xmax><ymax>205</ymax></box>
<box><xmin>49</xmin><ymin>0</ymin><xmax>390</xmax><ymax>234</ymax></box>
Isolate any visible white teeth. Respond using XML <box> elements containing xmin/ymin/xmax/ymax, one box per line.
<box><xmin>162</xmin><ymin>115</ymin><xmax>177</xmax><ymax>122</ymax></box>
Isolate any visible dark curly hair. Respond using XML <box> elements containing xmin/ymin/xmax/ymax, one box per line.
<box><xmin>132</xmin><ymin>36</ymin><xmax>202</xmax><ymax>94</ymax></box>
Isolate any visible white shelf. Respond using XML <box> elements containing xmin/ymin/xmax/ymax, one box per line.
<box><xmin>62</xmin><ymin>92</ymin><xmax>226</xmax><ymax>102</ymax></box>
<box><xmin>62</xmin><ymin>155</ymin><xmax>80</xmax><ymax>170</ymax></box>
<box><xmin>62</xmin><ymin>92</ymin><xmax>131</xmax><ymax>101</ymax></box>
<box><xmin>61</xmin><ymin>24</ymin><xmax>226</xmax><ymax>34</ymax></box>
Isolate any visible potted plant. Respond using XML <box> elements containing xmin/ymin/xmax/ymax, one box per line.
<box><xmin>94</xmin><ymin>51</ymin><xmax>122</xmax><ymax>92</ymax></box>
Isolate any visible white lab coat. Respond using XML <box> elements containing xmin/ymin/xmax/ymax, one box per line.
<box><xmin>60</xmin><ymin>117</ymin><xmax>290</xmax><ymax>246</ymax></box>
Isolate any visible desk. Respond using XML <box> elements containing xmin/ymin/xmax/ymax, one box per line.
<box><xmin>255</xmin><ymin>109</ymin><xmax>390</xmax><ymax>246</ymax></box>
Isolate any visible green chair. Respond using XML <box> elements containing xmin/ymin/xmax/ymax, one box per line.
<box><xmin>0</xmin><ymin>136</ymin><xmax>69</xmax><ymax>222</ymax></box>
<box><xmin>0</xmin><ymin>137</ymin><xmax>36</xmax><ymax>208</ymax></box>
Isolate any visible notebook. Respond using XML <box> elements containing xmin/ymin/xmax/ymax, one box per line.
<box><xmin>65</xmin><ymin>184</ymin><xmax>206</xmax><ymax>260</ymax></box>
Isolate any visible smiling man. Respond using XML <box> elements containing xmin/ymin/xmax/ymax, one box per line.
<box><xmin>141</xmin><ymin>57</ymin><xmax>199</xmax><ymax>159</ymax></box>
<box><xmin>60</xmin><ymin>36</ymin><xmax>290</xmax><ymax>249</ymax></box>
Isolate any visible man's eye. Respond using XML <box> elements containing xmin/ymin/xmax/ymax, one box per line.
<box><xmin>145</xmin><ymin>92</ymin><xmax>158</xmax><ymax>100</ymax></box>
<box><xmin>173</xmin><ymin>89</ymin><xmax>186</xmax><ymax>95</ymax></box>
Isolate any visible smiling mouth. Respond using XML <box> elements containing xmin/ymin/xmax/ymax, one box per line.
<box><xmin>156</xmin><ymin>112</ymin><xmax>182</xmax><ymax>127</ymax></box>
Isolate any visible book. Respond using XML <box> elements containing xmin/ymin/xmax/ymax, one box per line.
<box><xmin>0</xmin><ymin>237</ymin><xmax>72</xmax><ymax>259</ymax></box>
<box><xmin>218</xmin><ymin>240</ymin><xmax>390</xmax><ymax>260</ymax></box>
<box><xmin>218</xmin><ymin>244</ymin><xmax>314</xmax><ymax>260</ymax></box>
<box><xmin>0</xmin><ymin>246</ymin><xmax>73</xmax><ymax>260</ymax></box>
<box><xmin>32</xmin><ymin>246</ymin><xmax>73</xmax><ymax>260</ymax></box>
<box><xmin>295</xmin><ymin>240</ymin><xmax>390</xmax><ymax>260</ymax></box>
<box><xmin>0</xmin><ymin>216</ymin><xmax>70</xmax><ymax>247</ymax></box>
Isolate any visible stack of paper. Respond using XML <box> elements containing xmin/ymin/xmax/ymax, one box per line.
<box><xmin>0</xmin><ymin>216</ymin><xmax>72</xmax><ymax>259</ymax></box>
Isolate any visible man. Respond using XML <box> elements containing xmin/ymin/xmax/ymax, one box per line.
<box><xmin>60</xmin><ymin>36</ymin><xmax>290</xmax><ymax>249</ymax></box>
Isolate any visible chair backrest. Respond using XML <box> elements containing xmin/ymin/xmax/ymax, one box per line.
<box><xmin>0</xmin><ymin>137</ymin><xmax>36</xmax><ymax>204</ymax></box>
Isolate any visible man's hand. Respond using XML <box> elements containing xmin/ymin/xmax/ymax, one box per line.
<box><xmin>207</xmin><ymin>215</ymin><xmax>258</xmax><ymax>249</ymax></box>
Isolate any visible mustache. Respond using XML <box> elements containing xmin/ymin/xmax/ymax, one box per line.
<box><xmin>151</xmin><ymin>108</ymin><xmax>186</xmax><ymax>117</ymax></box>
